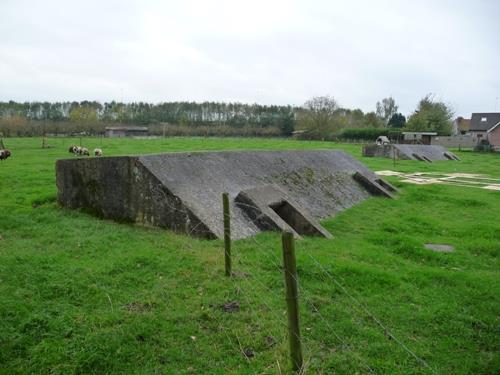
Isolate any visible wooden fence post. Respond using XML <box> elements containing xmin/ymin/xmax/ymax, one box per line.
<box><xmin>282</xmin><ymin>231</ymin><xmax>303</xmax><ymax>372</ymax></box>
<box><xmin>222</xmin><ymin>192</ymin><xmax>231</xmax><ymax>277</ymax></box>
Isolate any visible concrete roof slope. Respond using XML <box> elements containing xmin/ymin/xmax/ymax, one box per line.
<box><xmin>470</xmin><ymin>113</ymin><xmax>500</xmax><ymax>131</ymax></box>
<box><xmin>138</xmin><ymin>150</ymin><xmax>382</xmax><ymax>239</ymax></box>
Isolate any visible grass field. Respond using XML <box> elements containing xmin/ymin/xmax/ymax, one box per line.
<box><xmin>0</xmin><ymin>137</ymin><xmax>499</xmax><ymax>374</ymax></box>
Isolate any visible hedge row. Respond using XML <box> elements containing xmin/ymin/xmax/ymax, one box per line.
<box><xmin>339</xmin><ymin>128</ymin><xmax>402</xmax><ymax>141</ymax></box>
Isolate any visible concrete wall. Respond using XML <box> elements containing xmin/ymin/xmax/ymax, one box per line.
<box><xmin>56</xmin><ymin>157</ymin><xmax>214</xmax><ymax>238</ymax></box>
<box><xmin>470</xmin><ymin>131</ymin><xmax>487</xmax><ymax>143</ymax></box>
<box><xmin>432</xmin><ymin>134</ymin><xmax>476</xmax><ymax>148</ymax></box>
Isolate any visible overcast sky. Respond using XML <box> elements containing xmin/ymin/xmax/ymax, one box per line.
<box><xmin>1</xmin><ymin>0</ymin><xmax>499</xmax><ymax>116</ymax></box>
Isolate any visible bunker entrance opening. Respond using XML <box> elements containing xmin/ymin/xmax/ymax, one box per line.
<box><xmin>269</xmin><ymin>200</ymin><xmax>321</xmax><ymax>236</ymax></box>
<box><xmin>375</xmin><ymin>178</ymin><xmax>395</xmax><ymax>192</ymax></box>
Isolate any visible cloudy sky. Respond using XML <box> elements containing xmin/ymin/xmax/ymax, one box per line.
<box><xmin>1</xmin><ymin>0</ymin><xmax>499</xmax><ymax>116</ymax></box>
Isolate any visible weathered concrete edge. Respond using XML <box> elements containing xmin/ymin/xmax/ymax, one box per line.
<box><xmin>56</xmin><ymin>157</ymin><xmax>217</xmax><ymax>239</ymax></box>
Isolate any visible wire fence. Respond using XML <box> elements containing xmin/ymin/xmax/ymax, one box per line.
<box><xmin>153</xmin><ymin>190</ymin><xmax>437</xmax><ymax>374</ymax></box>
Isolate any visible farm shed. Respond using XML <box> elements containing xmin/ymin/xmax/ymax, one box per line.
<box><xmin>402</xmin><ymin>132</ymin><xmax>437</xmax><ymax>145</ymax></box>
<box><xmin>105</xmin><ymin>126</ymin><xmax>149</xmax><ymax>138</ymax></box>
<box><xmin>56</xmin><ymin>150</ymin><xmax>396</xmax><ymax>239</ymax></box>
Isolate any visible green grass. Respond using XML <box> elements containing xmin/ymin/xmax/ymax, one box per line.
<box><xmin>0</xmin><ymin>137</ymin><xmax>499</xmax><ymax>374</ymax></box>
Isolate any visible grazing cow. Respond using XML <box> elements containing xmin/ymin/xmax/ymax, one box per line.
<box><xmin>69</xmin><ymin>145</ymin><xmax>77</xmax><ymax>153</ymax></box>
<box><xmin>0</xmin><ymin>149</ymin><xmax>11</xmax><ymax>161</ymax></box>
<box><xmin>80</xmin><ymin>147</ymin><xmax>90</xmax><ymax>156</ymax></box>
<box><xmin>94</xmin><ymin>148</ymin><xmax>103</xmax><ymax>157</ymax></box>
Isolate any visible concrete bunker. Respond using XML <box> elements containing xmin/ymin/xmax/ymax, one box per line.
<box><xmin>56</xmin><ymin>150</ymin><xmax>396</xmax><ymax>239</ymax></box>
<box><xmin>362</xmin><ymin>144</ymin><xmax>459</xmax><ymax>161</ymax></box>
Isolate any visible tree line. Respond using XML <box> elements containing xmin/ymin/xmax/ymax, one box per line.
<box><xmin>295</xmin><ymin>94</ymin><xmax>453</xmax><ymax>140</ymax></box>
<box><xmin>0</xmin><ymin>101</ymin><xmax>294</xmax><ymax>126</ymax></box>
<box><xmin>0</xmin><ymin>101</ymin><xmax>295</xmax><ymax>137</ymax></box>
<box><xmin>0</xmin><ymin>95</ymin><xmax>453</xmax><ymax>138</ymax></box>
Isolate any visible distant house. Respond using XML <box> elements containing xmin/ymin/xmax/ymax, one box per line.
<box><xmin>452</xmin><ymin>117</ymin><xmax>471</xmax><ymax>135</ymax></box>
<box><xmin>401</xmin><ymin>132</ymin><xmax>437</xmax><ymax>145</ymax></box>
<box><xmin>105</xmin><ymin>126</ymin><xmax>149</xmax><ymax>138</ymax></box>
<box><xmin>469</xmin><ymin>113</ymin><xmax>500</xmax><ymax>151</ymax></box>
<box><xmin>488</xmin><ymin>123</ymin><xmax>500</xmax><ymax>152</ymax></box>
